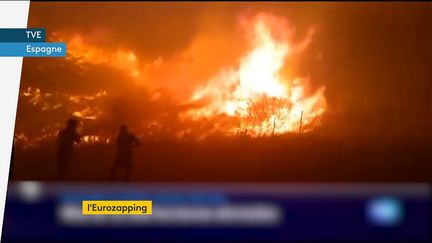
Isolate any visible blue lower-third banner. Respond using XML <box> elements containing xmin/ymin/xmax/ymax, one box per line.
<box><xmin>0</xmin><ymin>42</ymin><xmax>66</xmax><ymax>57</ymax></box>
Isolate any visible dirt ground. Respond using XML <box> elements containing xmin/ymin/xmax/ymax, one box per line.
<box><xmin>10</xmin><ymin>135</ymin><xmax>432</xmax><ymax>182</ymax></box>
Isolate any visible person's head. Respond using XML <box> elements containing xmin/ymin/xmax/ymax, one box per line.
<box><xmin>119</xmin><ymin>124</ymin><xmax>128</xmax><ymax>134</ymax></box>
<box><xmin>66</xmin><ymin>118</ymin><xmax>79</xmax><ymax>129</ymax></box>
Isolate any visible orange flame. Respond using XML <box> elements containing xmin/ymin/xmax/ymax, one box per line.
<box><xmin>17</xmin><ymin>12</ymin><xmax>327</xmax><ymax>147</ymax></box>
<box><xmin>185</xmin><ymin>13</ymin><xmax>327</xmax><ymax>137</ymax></box>
<box><xmin>20</xmin><ymin>87</ymin><xmax>107</xmax><ymax>120</ymax></box>
<box><xmin>53</xmin><ymin>33</ymin><xmax>140</xmax><ymax>78</ymax></box>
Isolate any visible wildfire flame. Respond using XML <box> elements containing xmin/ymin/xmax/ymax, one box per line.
<box><xmin>185</xmin><ymin>13</ymin><xmax>327</xmax><ymax>136</ymax></box>
<box><xmin>53</xmin><ymin>33</ymin><xmax>140</xmax><ymax>78</ymax></box>
<box><xmin>21</xmin><ymin>87</ymin><xmax>107</xmax><ymax>120</ymax></box>
<box><xmin>17</xmin><ymin>12</ymin><xmax>327</xmax><ymax>147</ymax></box>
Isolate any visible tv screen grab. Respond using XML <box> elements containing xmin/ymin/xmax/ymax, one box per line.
<box><xmin>0</xmin><ymin>1</ymin><xmax>430</xmax><ymax>242</ymax></box>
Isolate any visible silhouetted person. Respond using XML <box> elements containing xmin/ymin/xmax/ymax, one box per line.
<box><xmin>110</xmin><ymin>125</ymin><xmax>141</xmax><ymax>181</ymax></box>
<box><xmin>57</xmin><ymin>118</ymin><xmax>81</xmax><ymax>180</ymax></box>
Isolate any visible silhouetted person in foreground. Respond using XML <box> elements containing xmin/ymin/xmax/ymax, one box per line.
<box><xmin>110</xmin><ymin>124</ymin><xmax>141</xmax><ymax>181</ymax></box>
<box><xmin>57</xmin><ymin>118</ymin><xmax>81</xmax><ymax>180</ymax></box>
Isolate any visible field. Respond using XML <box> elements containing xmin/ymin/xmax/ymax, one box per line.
<box><xmin>10</xmin><ymin>134</ymin><xmax>431</xmax><ymax>182</ymax></box>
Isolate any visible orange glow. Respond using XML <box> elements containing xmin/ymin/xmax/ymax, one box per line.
<box><xmin>17</xmin><ymin>12</ymin><xmax>327</xmax><ymax>147</ymax></box>
<box><xmin>20</xmin><ymin>87</ymin><xmax>107</xmax><ymax>121</ymax></box>
<box><xmin>53</xmin><ymin>33</ymin><xmax>141</xmax><ymax>78</ymax></box>
<box><xmin>81</xmin><ymin>135</ymin><xmax>111</xmax><ymax>144</ymax></box>
<box><xmin>184</xmin><ymin>13</ymin><xmax>327</xmax><ymax>136</ymax></box>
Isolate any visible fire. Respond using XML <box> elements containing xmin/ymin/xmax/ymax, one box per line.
<box><xmin>20</xmin><ymin>87</ymin><xmax>107</xmax><ymax>120</ymax></box>
<box><xmin>185</xmin><ymin>13</ymin><xmax>327</xmax><ymax>137</ymax></box>
<box><xmin>52</xmin><ymin>33</ymin><xmax>140</xmax><ymax>78</ymax></box>
<box><xmin>80</xmin><ymin>135</ymin><xmax>111</xmax><ymax>144</ymax></box>
<box><xmin>16</xmin><ymin>12</ymin><xmax>327</xmax><ymax>148</ymax></box>
<box><xmin>15</xmin><ymin>87</ymin><xmax>109</xmax><ymax>147</ymax></box>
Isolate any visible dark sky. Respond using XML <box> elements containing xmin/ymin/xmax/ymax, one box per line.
<box><xmin>21</xmin><ymin>2</ymin><xmax>432</xmax><ymax>138</ymax></box>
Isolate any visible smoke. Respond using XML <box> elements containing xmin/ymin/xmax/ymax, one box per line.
<box><xmin>17</xmin><ymin>7</ymin><xmax>329</xmax><ymax>146</ymax></box>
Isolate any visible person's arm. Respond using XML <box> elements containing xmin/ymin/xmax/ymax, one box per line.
<box><xmin>74</xmin><ymin>131</ymin><xmax>81</xmax><ymax>143</ymax></box>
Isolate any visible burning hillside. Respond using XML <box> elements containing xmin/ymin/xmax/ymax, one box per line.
<box><xmin>15</xmin><ymin>12</ymin><xmax>327</xmax><ymax>147</ymax></box>
<box><xmin>183</xmin><ymin>13</ymin><xmax>326</xmax><ymax>136</ymax></box>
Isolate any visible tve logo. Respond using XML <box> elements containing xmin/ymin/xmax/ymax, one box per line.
<box><xmin>0</xmin><ymin>28</ymin><xmax>46</xmax><ymax>42</ymax></box>
<box><xmin>25</xmin><ymin>30</ymin><xmax>43</xmax><ymax>40</ymax></box>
